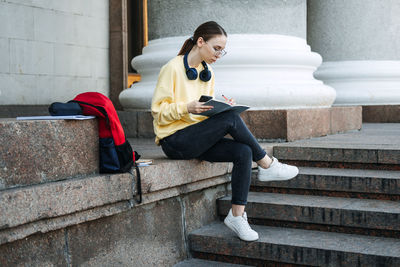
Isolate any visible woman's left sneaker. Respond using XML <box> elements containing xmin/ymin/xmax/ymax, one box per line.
<box><xmin>224</xmin><ymin>208</ymin><xmax>259</xmax><ymax>241</ymax></box>
<box><xmin>258</xmin><ymin>157</ymin><xmax>299</xmax><ymax>182</ymax></box>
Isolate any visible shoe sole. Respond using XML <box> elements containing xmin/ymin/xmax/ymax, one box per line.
<box><xmin>257</xmin><ymin>169</ymin><xmax>299</xmax><ymax>182</ymax></box>
<box><xmin>224</xmin><ymin>219</ymin><xmax>259</xmax><ymax>242</ymax></box>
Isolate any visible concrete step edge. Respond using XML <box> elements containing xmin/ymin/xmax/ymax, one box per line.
<box><xmin>173</xmin><ymin>258</ymin><xmax>252</xmax><ymax>267</ymax></box>
<box><xmin>189</xmin><ymin>222</ymin><xmax>400</xmax><ymax>266</ymax></box>
<box><xmin>218</xmin><ymin>192</ymin><xmax>400</xmax><ymax>231</ymax></box>
<box><xmin>273</xmin><ymin>145</ymin><xmax>400</xmax><ymax>165</ymax></box>
<box><xmin>250</xmin><ymin>167</ymin><xmax>400</xmax><ymax>196</ymax></box>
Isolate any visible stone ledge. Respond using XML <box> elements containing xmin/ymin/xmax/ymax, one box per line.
<box><xmin>362</xmin><ymin>105</ymin><xmax>400</xmax><ymax>123</ymax></box>
<box><xmin>139</xmin><ymin>159</ymin><xmax>231</xmax><ymax>193</ymax></box>
<box><xmin>120</xmin><ymin>107</ymin><xmax>362</xmax><ymax>141</ymax></box>
<box><xmin>1</xmin><ymin>173</ymin><xmax>132</xmax><ymax>230</ymax></box>
<box><xmin>0</xmin><ymin>118</ymin><xmax>99</xmax><ymax>190</ymax></box>
<box><xmin>0</xmin><ymin>159</ymin><xmax>232</xmax><ymax>245</ymax></box>
<box><xmin>242</xmin><ymin>106</ymin><xmax>362</xmax><ymax>141</ymax></box>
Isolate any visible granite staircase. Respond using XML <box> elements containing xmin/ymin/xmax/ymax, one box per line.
<box><xmin>187</xmin><ymin>124</ymin><xmax>400</xmax><ymax>267</ymax></box>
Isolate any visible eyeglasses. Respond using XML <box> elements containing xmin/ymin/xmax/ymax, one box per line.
<box><xmin>206</xmin><ymin>41</ymin><xmax>227</xmax><ymax>57</ymax></box>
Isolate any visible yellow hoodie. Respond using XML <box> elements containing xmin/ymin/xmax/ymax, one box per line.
<box><xmin>151</xmin><ymin>55</ymin><xmax>215</xmax><ymax>144</ymax></box>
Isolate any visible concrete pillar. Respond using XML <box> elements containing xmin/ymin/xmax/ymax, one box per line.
<box><xmin>308</xmin><ymin>0</ymin><xmax>400</xmax><ymax>106</ymax></box>
<box><xmin>119</xmin><ymin>0</ymin><xmax>336</xmax><ymax>110</ymax></box>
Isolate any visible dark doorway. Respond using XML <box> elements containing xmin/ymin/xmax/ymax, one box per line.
<box><xmin>127</xmin><ymin>0</ymin><xmax>147</xmax><ymax>73</ymax></box>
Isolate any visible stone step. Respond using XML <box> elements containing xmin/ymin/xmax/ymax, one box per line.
<box><xmin>274</xmin><ymin>145</ymin><xmax>400</xmax><ymax>170</ymax></box>
<box><xmin>250</xmin><ymin>167</ymin><xmax>400</xmax><ymax>200</ymax></box>
<box><xmin>189</xmin><ymin>222</ymin><xmax>400</xmax><ymax>267</ymax></box>
<box><xmin>173</xmin><ymin>258</ymin><xmax>252</xmax><ymax>267</ymax></box>
<box><xmin>218</xmin><ymin>192</ymin><xmax>400</xmax><ymax>238</ymax></box>
<box><xmin>273</xmin><ymin>123</ymin><xmax>400</xmax><ymax>170</ymax></box>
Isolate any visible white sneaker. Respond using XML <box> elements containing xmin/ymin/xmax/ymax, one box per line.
<box><xmin>258</xmin><ymin>157</ymin><xmax>299</xmax><ymax>182</ymax></box>
<box><xmin>224</xmin><ymin>208</ymin><xmax>259</xmax><ymax>241</ymax></box>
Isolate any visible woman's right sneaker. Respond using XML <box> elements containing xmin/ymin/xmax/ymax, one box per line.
<box><xmin>258</xmin><ymin>157</ymin><xmax>299</xmax><ymax>182</ymax></box>
<box><xmin>224</xmin><ymin>208</ymin><xmax>259</xmax><ymax>241</ymax></box>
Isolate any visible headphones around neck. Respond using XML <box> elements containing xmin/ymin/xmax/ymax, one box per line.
<box><xmin>183</xmin><ymin>52</ymin><xmax>212</xmax><ymax>82</ymax></box>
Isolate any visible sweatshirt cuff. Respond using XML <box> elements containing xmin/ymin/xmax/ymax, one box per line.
<box><xmin>177</xmin><ymin>102</ymin><xmax>189</xmax><ymax>115</ymax></box>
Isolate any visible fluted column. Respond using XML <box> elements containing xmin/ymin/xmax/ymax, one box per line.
<box><xmin>120</xmin><ymin>0</ymin><xmax>336</xmax><ymax>110</ymax></box>
<box><xmin>308</xmin><ymin>0</ymin><xmax>400</xmax><ymax>106</ymax></box>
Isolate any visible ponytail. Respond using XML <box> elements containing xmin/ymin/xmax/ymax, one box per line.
<box><xmin>177</xmin><ymin>21</ymin><xmax>227</xmax><ymax>56</ymax></box>
<box><xmin>178</xmin><ymin>38</ymin><xmax>195</xmax><ymax>56</ymax></box>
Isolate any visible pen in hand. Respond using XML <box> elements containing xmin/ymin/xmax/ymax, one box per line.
<box><xmin>222</xmin><ymin>94</ymin><xmax>235</xmax><ymax>105</ymax></box>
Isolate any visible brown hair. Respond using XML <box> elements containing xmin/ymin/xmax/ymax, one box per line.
<box><xmin>178</xmin><ymin>21</ymin><xmax>227</xmax><ymax>56</ymax></box>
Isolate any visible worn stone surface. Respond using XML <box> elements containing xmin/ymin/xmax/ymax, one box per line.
<box><xmin>241</xmin><ymin>110</ymin><xmax>287</xmax><ymax>140</ymax></box>
<box><xmin>0</xmin><ymin>129</ymin><xmax>232</xmax><ymax>244</ymax></box>
<box><xmin>117</xmin><ymin>110</ymin><xmax>138</xmax><ymax>138</ymax></box>
<box><xmin>1</xmin><ymin>173</ymin><xmax>132</xmax><ymax>229</ymax></box>
<box><xmin>0</xmin><ymin>171</ymin><xmax>230</xmax><ymax>245</ymax></box>
<box><xmin>124</xmin><ymin>107</ymin><xmax>361</xmax><ymax>141</ymax></box>
<box><xmin>189</xmin><ymin>223</ymin><xmax>400</xmax><ymax>266</ymax></box>
<box><xmin>128</xmin><ymin>137</ymin><xmax>166</xmax><ymax>158</ymax></box>
<box><xmin>183</xmin><ymin>184</ymin><xmax>228</xmax><ymax>236</ymax></box>
<box><xmin>330</xmin><ymin>106</ymin><xmax>362</xmax><ymax>134</ymax></box>
<box><xmin>363</xmin><ymin>105</ymin><xmax>400</xmax><ymax>123</ymax></box>
<box><xmin>128</xmin><ymin>138</ymin><xmax>232</xmax><ymax>193</ymax></box>
<box><xmin>0</xmin><ymin>228</ymin><xmax>68</xmax><ymax>266</ymax></box>
<box><xmin>218</xmin><ymin>192</ymin><xmax>400</xmax><ymax>231</ymax></box>
<box><xmin>174</xmin><ymin>258</ymin><xmax>252</xmax><ymax>267</ymax></box>
<box><xmin>0</xmin><ymin>119</ymin><xmax>99</xmax><ymax>189</ymax></box>
<box><xmin>139</xmin><ymin>159</ymin><xmax>231</xmax><ymax>194</ymax></box>
<box><xmin>0</xmin><ymin>201</ymin><xmax>131</xmax><ymax>245</ymax></box>
<box><xmin>141</xmin><ymin>175</ymin><xmax>230</xmax><ymax>206</ymax></box>
<box><xmin>251</xmin><ymin>167</ymin><xmax>400</xmax><ymax>197</ymax></box>
<box><xmin>67</xmin><ymin>197</ymin><xmax>185</xmax><ymax>266</ymax></box>
<box><xmin>287</xmin><ymin>108</ymin><xmax>330</xmax><ymax>141</ymax></box>
<box><xmin>137</xmin><ymin>110</ymin><xmax>155</xmax><ymax>138</ymax></box>
<box><xmin>274</xmin><ymin>123</ymin><xmax>400</xmax><ymax>165</ymax></box>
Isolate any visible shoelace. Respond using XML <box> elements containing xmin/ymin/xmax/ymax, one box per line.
<box><xmin>237</xmin><ymin>213</ymin><xmax>253</xmax><ymax>232</ymax></box>
<box><xmin>276</xmin><ymin>159</ymin><xmax>292</xmax><ymax>171</ymax></box>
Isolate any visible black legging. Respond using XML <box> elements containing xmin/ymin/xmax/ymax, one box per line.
<box><xmin>160</xmin><ymin>110</ymin><xmax>267</xmax><ymax>205</ymax></box>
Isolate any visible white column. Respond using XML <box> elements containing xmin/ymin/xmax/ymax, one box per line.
<box><xmin>120</xmin><ymin>0</ymin><xmax>336</xmax><ymax>110</ymax></box>
<box><xmin>119</xmin><ymin>34</ymin><xmax>336</xmax><ymax>110</ymax></box>
<box><xmin>308</xmin><ymin>0</ymin><xmax>400</xmax><ymax>106</ymax></box>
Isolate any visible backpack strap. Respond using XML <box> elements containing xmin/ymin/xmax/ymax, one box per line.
<box><xmin>135</xmin><ymin>164</ymin><xmax>142</xmax><ymax>204</ymax></box>
<box><xmin>68</xmin><ymin>100</ymin><xmax>109</xmax><ymax>123</ymax></box>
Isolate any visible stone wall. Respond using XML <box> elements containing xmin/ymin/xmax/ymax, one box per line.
<box><xmin>0</xmin><ymin>0</ymin><xmax>110</xmax><ymax>105</ymax></box>
<box><xmin>0</xmin><ymin>118</ymin><xmax>232</xmax><ymax>266</ymax></box>
<box><xmin>0</xmin><ymin>184</ymin><xmax>229</xmax><ymax>266</ymax></box>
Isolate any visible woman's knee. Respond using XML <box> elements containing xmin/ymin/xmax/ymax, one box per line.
<box><xmin>221</xmin><ymin>110</ymin><xmax>240</xmax><ymax>119</ymax></box>
<box><xmin>233</xmin><ymin>143</ymin><xmax>253</xmax><ymax>163</ymax></box>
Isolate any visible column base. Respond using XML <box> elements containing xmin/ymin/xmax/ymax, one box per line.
<box><xmin>120</xmin><ymin>106</ymin><xmax>362</xmax><ymax>142</ymax></box>
<box><xmin>315</xmin><ymin>61</ymin><xmax>400</xmax><ymax>106</ymax></box>
<box><xmin>242</xmin><ymin>106</ymin><xmax>361</xmax><ymax>141</ymax></box>
<box><xmin>362</xmin><ymin>105</ymin><xmax>400</xmax><ymax>123</ymax></box>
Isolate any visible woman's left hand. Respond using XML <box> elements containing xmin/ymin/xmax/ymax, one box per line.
<box><xmin>187</xmin><ymin>100</ymin><xmax>214</xmax><ymax>114</ymax></box>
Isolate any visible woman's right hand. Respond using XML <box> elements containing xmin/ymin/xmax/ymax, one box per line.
<box><xmin>187</xmin><ymin>101</ymin><xmax>214</xmax><ymax>114</ymax></box>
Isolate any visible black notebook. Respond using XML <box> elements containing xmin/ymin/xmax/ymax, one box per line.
<box><xmin>198</xmin><ymin>98</ymin><xmax>249</xmax><ymax>117</ymax></box>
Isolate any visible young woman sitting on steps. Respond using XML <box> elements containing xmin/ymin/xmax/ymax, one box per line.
<box><xmin>151</xmin><ymin>21</ymin><xmax>299</xmax><ymax>241</ymax></box>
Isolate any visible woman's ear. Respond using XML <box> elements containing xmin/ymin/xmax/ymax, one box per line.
<box><xmin>197</xmin><ymin>37</ymin><xmax>205</xmax><ymax>47</ymax></box>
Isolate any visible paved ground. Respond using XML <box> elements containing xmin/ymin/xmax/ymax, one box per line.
<box><xmin>276</xmin><ymin>123</ymin><xmax>400</xmax><ymax>149</ymax></box>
